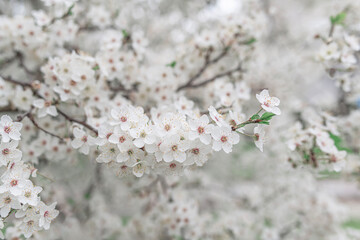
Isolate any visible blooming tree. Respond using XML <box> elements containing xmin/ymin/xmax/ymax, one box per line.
<box><xmin>0</xmin><ymin>0</ymin><xmax>359</xmax><ymax>239</ymax></box>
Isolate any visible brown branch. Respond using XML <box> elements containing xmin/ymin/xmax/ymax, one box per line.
<box><xmin>2</xmin><ymin>76</ymin><xmax>98</xmax><ymax>135</ymax></box>
<box><xmin>328</xmin><ymin>23</ymin><xmax>335</xmax><ymax>38</ymax></box>
<box><xmin>44</xmin><ymin>4</ymin><xmax>75</xmax><ymax>28</ymax></box>
<box><xmin>184</xmin><ymin>65</ymin><xmax>243</xmax><ymax>90</ymax></box>
<box><xmin>16</xmin><ymin>109</ymin><xmax>66</xmax><ymax>143</ymax></box>
<box><xmin>57</xmin><ymin>108</ymin><xmax>98</xmax><ymax>135</ymax></box>
<box><xmin>176</xmin><ymin>47</ymin><xmax>230</xmax><ymax>92</ymax></box>
<box><xmin>2</xmin><ymin>76</ymin><xmax>32</xmax><ymax>89</ymax></box>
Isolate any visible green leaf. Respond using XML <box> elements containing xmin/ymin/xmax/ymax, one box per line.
<box><xmin>245</xmin><ymin>37</ymin><xmax>256</xmax><ymax>45</ymax></box>
<box><xmin>250</xmin><ymin>114</ymin><xmax>260</xmax><ymax>120</ymax></box>
<box><xmin>66</xmin><ymin>4</ymin><xmax>75</xmax><ymax>16</ymax></box>
<box><xmin>264</xmin><ymin>218</ymin><xmax>272</xmax><ymax>227</ymax></box>
<box><xmin>330</xmin><ymin>12</ymin><xmax>346</xmax><ymax>25</ymax></box>
<box><xmin>342</xmin><ymin>219</ymin><xmax>360</xmax><ymax>229</ymax></box>
<box><xmin>121</xmin><ymin>216</ymin><xmax>130</xmax><ymax>226</ymax></box>
<box><xmin>329</xmin><ymin>132</ymin><xmax>353</xmax><ymax>153</ymax></box>
<box><xmin>166</xmin><ymin>61</ymin><xmax>177</xmax><ymax>68</ymax></box>
<box><xmin>92</xmin><ymin>65</ymin><xmax>99</xmax><ymax>71</ymax></box>
<box><xmin>260</xmin><ymin>112</ymin><xmax>276</xmax><ymax>121</ymax></box>
<box><xmin>84</xmin><ymin>192</ymin><xmax>91</xmax><ymax>199</ymax></box>
<box><xmin>122</xmin><ymin>29</ymin><xmax>129</xmax><ymax>38</ymax></box>
<box><xmin>259</xmin><ymin>121</ymin><xmax>269</xmax><ymax>125</ymax></box>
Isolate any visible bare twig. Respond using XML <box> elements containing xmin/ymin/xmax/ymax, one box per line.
<box><xmin>57</xmin><ymin>108</ymin><xmax>98</xmax><ymax>135</ymax></box>
<box><xmin>184</xmin><ymin>64</ymin><xmax>243</xmax><ymax>90</ymax></box>
<box><xmin>16</xmin><ymin>109</ymin><xmax>66</xmax><ymax>142</ymax></box>
<box><xmin>176</xmin><ymin>47</ymin><xmax>230</xmax><ymax>92</ymax></box>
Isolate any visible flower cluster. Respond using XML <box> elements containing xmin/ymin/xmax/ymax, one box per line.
<box><xmin>0</xmin><ymin>115</ymin><xmax>58</xmax><ymax>239</ymax></box>
<box><xmin>316</xmin><ymin>11</ymin><xmax>360</xmax><ymax>99</ymax></box>
<box><xmin>286</xmin><ymin>111</ymin><xmax>347</xmax><ymax>172</ymax></box>
<box><xmin>93</xmin><ymin>89</ymin><xmax>279</xmax><ymax>178</ymax></box>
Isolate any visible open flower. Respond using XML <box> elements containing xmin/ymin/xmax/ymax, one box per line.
<box><xmin>211</xmin><ymin>126</ymin><xmax>239</xmax><ymax>153</ymax></box>
<box><xmin>71</xmin><ymin>127</ymin><xmax>96</xmax><ymax>155</ymax></box>
<box><xmin>0</xmin><ymin>115</ymin><xmax>22</xmax><ymax>143</ymax></box>
<box><xmin>256</xmin><ymin>90</ymin><xmax>281</xmax><ymax>115</ymax></box>
<box><xmin>32</xmin><ymin>99</ymin><xmax>58</xmax><ymax>118</ymax></box>
<box><xmin>188</xmin><ymin>115</ymin><xmax>213</xmax><ymax>145</ymax></box>
<box><xmin>160</xmin><ymin>135</ymin><xmax>190</xmax><ymax>163</ymax></box>
<box><xmin>38</xmin><ymin>202</ymin><xmax>59</xmax><ymax>230</ymax></box>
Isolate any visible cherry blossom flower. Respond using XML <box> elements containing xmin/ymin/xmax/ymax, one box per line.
<box><xmin>160</xmin><ymin>135</ymin><xmax>190</xmax><ymax>163</ymax></box>
<box><xmin>71</xmin><ymin>127</ymin><xmax>96</xmax><ymax>155</ymax></box>
<box><xmin>188</xmin><ymin>115</ymin><xmax>213</xmax><ymax>145</ymax></box>
<box><xmin>32</xmin><ymin>99</ymin><xmax>58</xmax><ymax>118</ymax></box>
<box><xmin>0</xmin><ymin>192</ymin><xmax>21</xmax><ymax>217</ymax></box>
<box><xmin>129</xmin><ymin>124</ymin><xmax>156</xmax><ymax>148</ymax></box>
<box><xmin>256</xmin><ymin>90</ymin><xmax>281</xmax><ymax>115</ymax></box>
<box><xmin>0</xmin><ymin>140</ymin><xmax>22</xmax><ymax>166</ymax></box>
<box><xmin>116</xmin><ymin>141</ymin><xmax>145</xmax><ymax>163</ymax></box>
<box><xmin>18</xmin><ymin>180</ymin><xmax>42</xmax><ymax>206</ymax></box>
<box><xmin>211</xmin><ymin>126</ymin><xmax>239</xmax><ymax>153</ymax></box>
<box><xmin>208</xmin><ymin>106</ymin><xmax>228</xmax><ymax>127</ymax></box>
<box><xmin>184</xmin><ymin>140</ymin><xmax>212</xmax><ymax>166</ymax></box>
<box><xmin>96</xmin><ymin>143</ymin><xmax>119</xmax><ymax>163</ymax></box>
<box><xmin>38</xmin><ymin>202</ymin><xmax>59</xmax><ymax>230</ymax></box>
<box><xmin>0</xmin><ymin>115</ymin><xmax>22</xmax><ymax>143</ymax></box>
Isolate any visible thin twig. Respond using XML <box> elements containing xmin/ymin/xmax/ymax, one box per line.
<box><xmin>2</xmin><ymin>76</ymin><xmax>98</xmax><ymax>135</ymax></box>
<box><xmin>57</xmin><ymin>108</ymin><xmax>98</xmax><ymax>135</ymax></box>
<box><xmin>186</xmin><ymin>65</ymin><xmax>243</xmax><ymax>90</ymax></box>
<box><xmin>176</xmin><ymin>47</ymin><xmax>230</xmax><ymax>92</ymax></box>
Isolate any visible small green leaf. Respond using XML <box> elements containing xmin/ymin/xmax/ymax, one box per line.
<box><xmin>342</xmin><ymin>219</ymin><xmax>360</xmax><ymax>229</ymax></box>
<box><xmin>250</xmin><ymin>114</ymin><xmax>260</xmax><ymax>120</ymax></box>
<box><xmin>166</xmin><ymin>61</ymin><xmax>177</xmax><ymax>68</ymax></box>
<box><xmin>260</xmin><ymin>112</ymin><xmax>276</xmax><ymax>121</ymax></box>
<box><xmin>84</xmin><ymin>192</ymin><xmax>91</xmax><ymax>199</ymax></box>
<box><xmin>259</xmin><ymin>121</ymin><xmax>269</xmax><ymax>125</ymax></box>
<box><xmin>92</xmin><ymin>65</ymin><xmax>99</xmax><ymax>71</ymax></box>
<box><xmin>245</xmin><ymin>37</ymin><xmax>256</xmax><ymax>45</ymax></box>
<box><xmin>122</xmin><ymin>216</ymin><xmax>130</xmax><ymax>226</ymax></box>
<box><xmin>330</xmin><ymin>12</ymin><xmax>346</xmax><ymax>25</ymax></box>
<box><xmin>329</xmin><ymin>132</ymin><xmax>353</xmax><ymax>153</ymax></box>
<box><xmin>122</xmin><ymin>29</ymin><xmax>129</xmax><ymax>38</ymax></box>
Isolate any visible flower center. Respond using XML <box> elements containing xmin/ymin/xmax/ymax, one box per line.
<box><xmin>164</xmin><ymin>124</ymin><xmax>171</xmax><ymax>131</ymax></box>
<box><xmin>44</xmin><ymin>211</ymin><xmax>49</xmax><ymax>218</ymax></box>
<box><xmin>171</xmin><ymin>145</ymin><xmax>178</xmax><ymax>151</ymax></box>
<box><xmin>120</xmin><ymin>116</ymin><xmax>127</xmax><ymax>122</ymax></box>
<box><xmin>119</xmin><ymin>136</ymin><xmax>126</xmax><ymax>143</ymax></box>
<box><xmin>24</xmin><ymin>191</ymin><xmax>31</xmax><ymax>198</ymax></box>
<box><xmin>4</xmin><ymin>126</ymin><xmax>11</xmax><ymax>134</ymax></box>
<box><xmin>220</xmin><ymin>136</ymin><xmax>227</xmax><ymax>142</ymax></box>
<box><xmin>81</xmin><ymin>136</ymin><xmax>87</xmax><ymax>142</ymax></box>
<box><xmin>2</xmin><ymin>148</ymin><xmax>9</xmax><ymax>155</ymax></box>
<box><xmin>197</xmin><ymin>127</ymin><xmax>204</xmax><ymax>134</ymax></box>
<box><xmin>191</xmin><ymin>148</ymin><xmax>200</xmax><ymax>155</ymax></box>
<box><xmin>44</xmin><ymin>101</ymin><xmax>51</xmax><ymax>107</ymax></box>
<box><xmin>10</xmin><ymin>179</ymin><xmax>18</xmax><ymax>187</ymax></box>
<box><xmin>4</xmin><ymin>197</ymin><xmax>11</xmax><ymax>204</ymax></box>
<box><xmin>170</xmin><ymin>163</ymin><xmax>176</xmax><ymax>168</ymax></box>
